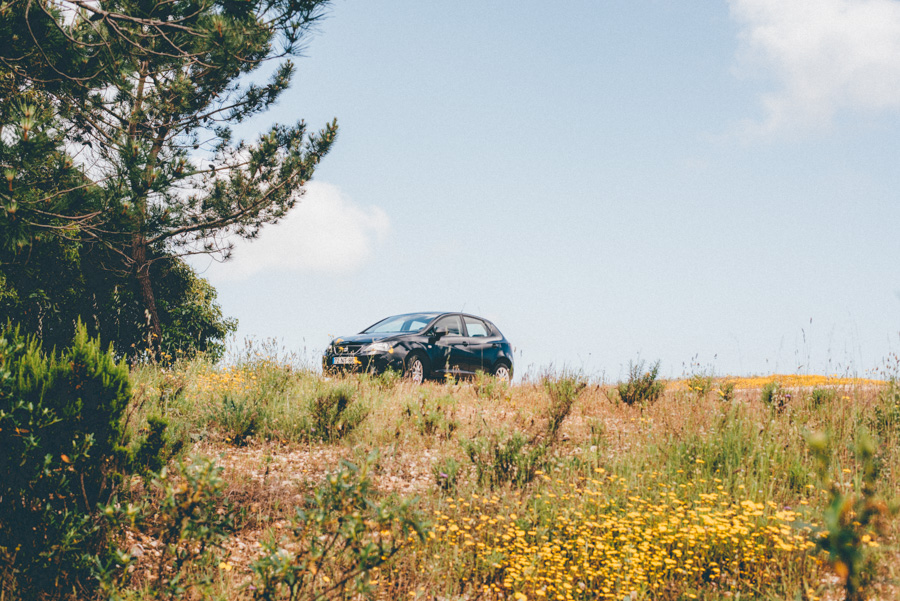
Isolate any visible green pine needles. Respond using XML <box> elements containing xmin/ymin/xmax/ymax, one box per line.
<box><xmin>1</xmin><ymin>0</ymin><xmax>337</xmax><ymax>357</ymax></box>
<box><xmin>0</xmin><ymin>323</ymin><xmax>133</xmax><ymax>598</ymax></box>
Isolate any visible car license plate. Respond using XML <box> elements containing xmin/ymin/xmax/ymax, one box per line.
<box><xmin>333</xmin><ymin>357</ymin><xmax>356</xmax><ymax>365</ymax></box>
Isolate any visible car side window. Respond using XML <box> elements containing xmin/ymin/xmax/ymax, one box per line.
<box><xmin>433</xmin><ymin>315</ymin><xmax>463</xmax><ymax>336</ymax></box>
<box><xmin>463</xmin><ymin>317</ymin><xmax>490</xmax><ymax>337</ymax></box>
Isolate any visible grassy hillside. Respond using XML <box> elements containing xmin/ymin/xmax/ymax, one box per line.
<box><xmin>111</xmin><ymin>354</ymin><xmax>898</xmax><ymax>600</ymax></box>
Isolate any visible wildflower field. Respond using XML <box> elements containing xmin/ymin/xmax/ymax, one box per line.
<box><xmin>102</xmin><ymin>351</ymin><xmax>900</xmax><ymax>600</ymax></box>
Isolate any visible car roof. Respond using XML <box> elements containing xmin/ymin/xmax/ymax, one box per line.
<box><xmin>432</xmin><ymin>312</ymin><xmax>499</xmax><ymax>328</ymax></box>
<box><xmin>365</xmin><ymin>312</ymin><xmax>501</xmax><ymax>336</ymax></box>
<box><xmin>395</xmin><ymin>311</ymin><xmax>493</xmax><ymax>320</ymax></box>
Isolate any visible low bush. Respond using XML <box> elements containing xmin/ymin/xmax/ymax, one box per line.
<box><xmin>542</xmin><ymin>371</ymin><xmax>587</xmax><ymax>441</ymax></box>
<box><xmin>250</xmin><ymin>457</ymin><xmax>425</xmax><ymax>600</ymax></box>
<box><xmin>213</xmin><ymin>394</ymin><xmax>263</xmax><ymax>445</ymax></box>
<box><xmin>0</xmin><ymin>322</ymin><xmax>139</xmax><ymax>599</ymax></box>
<box><xmin>463</xmin><ymin>430</ymin><xmax>546</xmax><ymax>489</ymax></box>
<box><xmin>433</xmin><ymin>456</ymin><xmax>462</xmax><ymax>494</ymax></box>
<box><xmin>372</xmin><ymin>367</ymin><xmax>402</xmax><ymax>390</ymax></box>
<box><xmin>809</xmin><ymin>431</ymin><xmax>891</xmax><ymax>601</ymax></box>
<box><xmin>132</xmin><ymin>415</ymin><xmax>174</xmax><ymax>474</ymax></box>
<box><xmin>307</xmin><ymin>383</ymin><xmax>368</xmax><ymax>442</ymax></box>
<box><xmin>404</xmin><ymin>393</ymin><xmax>458</xmax><ymax>439</ymax></box>
<box><xmin>808</xmin><ymin>387</ymin><xmax>837</xmax><ymax>407</ymax></box>
<box><xmin>617</xmin><ymin>359</ymin><xmax>664</xmax><ymax>407</ymax></box>
<box><xmin>687</xmin><ymin>371</ymin><xmax>714</xmax><ymax>397</ymax></box>
<box><xmin>473</xmin><ymin>370</ymin><xmax>508</xmax><ymax>402</ymax></box>
<box><xmin>761</xmin><ymin>380</ymin><xmax>791</xmax><ymax>413</ymax></box>
<box><xmin>717</xmin><ymin>379</ymin><xmax>736</xmax><ymax>401</ymax></box>
<box><xmin>872</xmin><ymin>379</ymin><xmax>900</xmax><ymax>437</ymax></box>
<box><xmin>98</xmin><ymin>457</ymin><xmax>236</xmax><ymax>600</ymax></box>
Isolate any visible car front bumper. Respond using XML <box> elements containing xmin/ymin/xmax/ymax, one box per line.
<box><xmin>321</xmin><ymin>351</ymin><xmax>406</xmax><ymax>374</ymax></box>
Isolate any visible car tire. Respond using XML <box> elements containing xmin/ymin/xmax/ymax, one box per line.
<box><xmin>492</xmin><ymin>362</ymin><xmax>512</xmax><ymax>384</ymax></box>
<box><xmin>404</xmin><ymin>353</ymin><xmax>427</xmax><ymax>385</ymax></box>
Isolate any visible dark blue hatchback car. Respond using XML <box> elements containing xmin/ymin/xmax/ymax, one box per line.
<box><xmin>322</xmin><ymin>312</ymin><xmax>514</xmax><ymax>383</ymax></box>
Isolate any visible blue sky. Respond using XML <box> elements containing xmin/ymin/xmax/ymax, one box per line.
<box><xmin>194</xmin><ymin>0</ymin><xmax>900</xmax><ymax>380</ymax></box>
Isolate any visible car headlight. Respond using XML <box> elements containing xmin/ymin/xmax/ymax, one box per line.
<box><xmin>360</xmin><ymin>342</ymin><xmax>392</xmax><ymax>354</ymax></box>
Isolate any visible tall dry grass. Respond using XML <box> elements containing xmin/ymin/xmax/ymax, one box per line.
<box><xmin>115</xmin><ymin>358</ymin><xmax>898</xmax><ymax>600</ymax></box>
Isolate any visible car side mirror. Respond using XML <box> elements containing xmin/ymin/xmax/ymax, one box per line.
<box><xmin>431</xmin><ymin>327</ymin><xmax>449</xmax><ymax>340</ymax></box>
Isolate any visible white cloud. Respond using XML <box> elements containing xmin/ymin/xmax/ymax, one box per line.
<box><xmin>204</xmin><ymin>181</ymin><xmax>390</xmax><ymax>280</ymax></box>
<box><xmin>730</xmin><ymin>0</ymin><xmax>900</xmax><ymax>133</ymax></box>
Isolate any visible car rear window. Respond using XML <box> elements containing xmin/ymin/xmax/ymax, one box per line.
<box><xmin>464</xmin><ymin>317</ymin><xmax>491</xmax><ymax>337</ymax></box>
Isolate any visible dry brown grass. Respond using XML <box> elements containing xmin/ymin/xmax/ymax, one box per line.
<box><xmin>116</xmin><ymin>363</ymin><xmax>900</xmax><ymax>600</ymax></box>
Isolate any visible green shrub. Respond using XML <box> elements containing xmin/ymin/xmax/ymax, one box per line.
<box><xmin>132</xmin><ymin>415</ymin><xmax>173</xmax><ymax>474</ymax></box>
<box><xmin>760</xmin><ymin>380</ymin><xmax>791</xmax><ymax>413</ymax></box>
<box><xmin>717</xmin><ymin>380</ymin><xmax>736</xmax><ymax>402</ymax></box>
<box><xmin>0</xmin><ymin>322</ymin><xmax>134</xmax><ymax>599</ymax></box>
<box><xmin>473</xmin><ymin>370</ymin><xmax>508</xmax><ymax>401</ymax></box>
<box><xmin>98</xmin><ymin>457</ymin><xmax>236</xmax><ymax>600</ymax></box>
<box><xmin>687</xmin><ymin>372</ymin><xmax>714</xmax><ymax>397</ymax></box>
<box><xmin>542</xmin><ymin>371</ymin><xmax>587</xmax><ymax>440</ymax></box>
<box><xmin>808</xmin><ymin>387</ymin><xmax>837</xmax><ymax>408</ymax></box>
<box><xmin>872</xmin><ymin>380</ymin><xmax>900</xmax><ymax>437</ymax></box>
<box><xmin>463</xmin><ymin>430</ymin><xmax>546</xmax><ymax>489</ymax></box>
<box><xmin>617</xmin><ymin>360</ymin><xmax>664</xmax><ymax>407</ymax></box>
<box><xmin>250</xmin><ymin>457</ymin><xmax>425</xmax><ymax>600</ymax></box>
<box><xmin>372</xmin><ymin>367</ymin><xmax>402</xmax><ymax>390</ymax></box>
<box><xmin>809</xmin><ymin>431</ymin><xmax>891</xmax><ymax>601</ymax></box>
<box><xmin>404</xmin><ymin>393</ymin><xmax>458</xmax><ymax>439</ymax></box>
<box><xmin>214</xmin><ymin>394</ymin><xmax>263</xmax><ymax>445</ymax></box>
<box><xmin>588</xmin><ymin>419</ymin><xmax>605</xmax><ymax>450</ymax></box>
<box><xmin>307</xmin><ymin>383</ymin><xmax>368</xmax><ymax>442</ymax></box>
<box><xmin>148</xmin><ymin>458</ymin><xmax>236</xmax><ymax>598</ymax></box>
<box><xmin>433</xmin><ymin>456</ymin><xmax>462</xmax><ymax>494</ymax></box>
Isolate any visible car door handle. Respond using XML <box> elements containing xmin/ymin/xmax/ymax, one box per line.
<box><xmin>491</xmin><ymin>343</ymin><xmax>499</xmax><ymax>348</ymax></box>
<box><xmin>461</xmin><ymin>341</ymin><xmax>469</xmax><ymax>346</ymax></box>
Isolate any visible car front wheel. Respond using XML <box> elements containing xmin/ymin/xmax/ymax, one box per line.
<box><xmin>405</xmin><ymin>353</ymin><xmax>426</xmax><ymax>385</ymax></box>
<box><xmin>492</xmin><ymin>363</ymin><xmax>511</xmax><ymax>384</ymax></box>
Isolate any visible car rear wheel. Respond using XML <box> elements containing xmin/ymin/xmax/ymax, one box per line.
<box><xmin>405</xmin><ymin>353</ymin><xmax>426</xmax><ymax>385</ymax></box>
<box><xmin>492</xmin><ymin>362</ymin><xmax>511</xmax><ymax>384</ymax></box>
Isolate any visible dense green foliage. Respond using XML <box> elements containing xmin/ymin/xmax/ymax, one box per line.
<box><xmin>0</xmin><ymin>250</ymin><xmax>236</xmax><ymax>360</ymax></box>
<box><xmin>0</xmin><ymin>323</ymin><xmax>132</xmax><ymax>598</ymax></box>
<box><xmin>0</xmin><ymin>0</ymin><xmax>335</xmax><ymax>356</ymax></box>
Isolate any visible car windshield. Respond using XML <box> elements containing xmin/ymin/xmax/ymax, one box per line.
<box><xmin>363</xmin><ymin>313</ymin><xmax>438</xmax><ymax>334</ymax></box>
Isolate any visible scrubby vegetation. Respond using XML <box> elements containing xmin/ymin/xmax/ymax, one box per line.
<box><xmin>2</xmin><ymin>345</ymin><xmax>898</xmax><ymax>600</ymax></box>
<box><xmin>617</xmin><ymin>359</ymin><xmax>665</xmax><ymax>407</ymax></box>
<box><xmin>0</xmin><ymin>323</ymin><xmax>152</xmax><ymax>599</ymax></box>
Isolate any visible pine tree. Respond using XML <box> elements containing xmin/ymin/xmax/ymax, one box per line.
<box><xmin>1</xmin><ymin>0</ymin><xmax>337</xmax><ymax>351</ymax></box>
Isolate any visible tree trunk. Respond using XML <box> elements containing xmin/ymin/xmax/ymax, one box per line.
<box><xmin>131</xmin><ymin>234</ymin><xmax>162</xmax><ymax>352</ymax></box>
